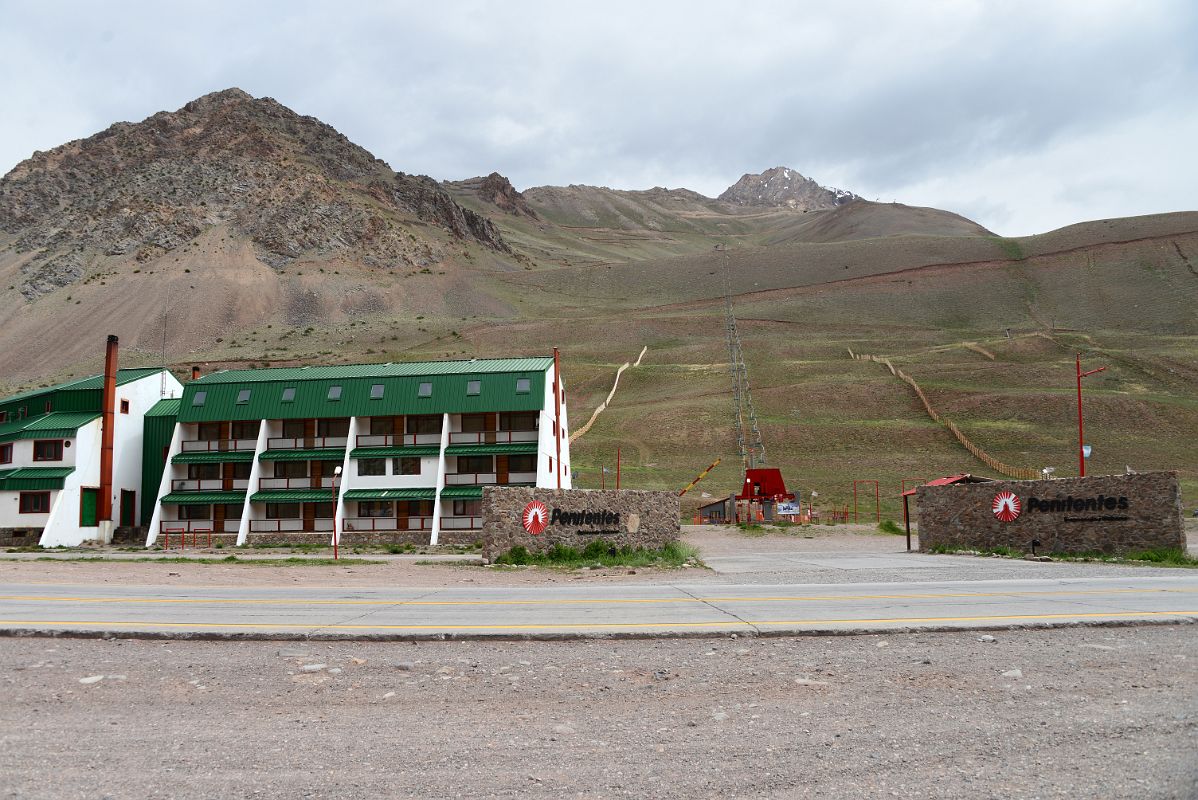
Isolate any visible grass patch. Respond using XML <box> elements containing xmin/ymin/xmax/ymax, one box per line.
<box><xmin>928</xmin><ymin>544</ymin><xmax>1198</xmax><ymax>567</ymax></box>
<box><xmin>877</xmin><ymin>519</ymin><xmax>904</xmax><ymax>535</ymax></box>
<box><xmin>492</xmin><ymin>540</ymin><xmax>701</xmax><ymax>569</ymax></box>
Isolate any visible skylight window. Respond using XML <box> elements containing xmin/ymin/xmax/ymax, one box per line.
<box><xmin>466</xmin><ymin>380</ymin><xmax>481</xmax><ymax>396</ymax></box>
<box><xmin>370</xmin><ymin>384</ymin><xmax>385</xmax><ymax>400</ymax></box>
<box><xmin>192</xmin><ymin>391</ymin><xmax>207</xmax><ymax>407</ymax></box>
<box><xmin>281</xmin><ymin>387</ymin><xmax>296</xmax><ymax>403</ymax></box>
<box><xmin>515</xmin><ymin>378</ymin><xmax>531</xmax><ymax>394</ymax></box>
<box><xmin>418</xmin><ymin>382</ymin><xmax>433</xmax><ymax>398</ymax></box>
<box><xmin>236</xmin><ymin>389</ymin><xmax>251</xmax><ymax>405</ymax></box>
<box><xmin>328</xmin><ymin>385</ymin><xmax>343</xmax><ymax>401</ymax></box>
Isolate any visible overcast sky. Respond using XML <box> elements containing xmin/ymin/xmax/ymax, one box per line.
<box><xmin>1</xmin><ymin>0</ymin><xmax>1195</xmax><ymax>235</ymax></box>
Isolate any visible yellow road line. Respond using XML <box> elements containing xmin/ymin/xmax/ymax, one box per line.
<box><xmin>0</xmin><ymin>610</ymin><xmax>1194</xmax><ymax>632</ymax></box>
<box><xmin>0</xmin><ymin>587</ymin><xmax>1193</xmax><ymax>608</ymax></box>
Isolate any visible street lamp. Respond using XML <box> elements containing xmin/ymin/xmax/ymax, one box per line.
<box><xmin>1075</xmin><ymin>354</ymin><xmax>1105</xmax><ymax>478</ymax></box>
<box><xmin>332</xmin><ymin>465</ymin><xmax>343</xmax><ymax>560</ymax></box>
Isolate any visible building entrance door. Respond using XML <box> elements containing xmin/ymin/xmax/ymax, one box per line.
<box><xmin>80</xmin><ymin>488</ymin><xmax>99</xmax><ymax>527</ymax></box>
<box><xmin>119</xmin><ymin>490</ymin><xmax>136</xmax><ymax>526</ymax></box>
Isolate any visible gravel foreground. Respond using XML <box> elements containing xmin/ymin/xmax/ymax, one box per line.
<box><xmin>1</xmin><ymin>626</ymin><xmax>1194</xmax><ymax>799</ymax></box>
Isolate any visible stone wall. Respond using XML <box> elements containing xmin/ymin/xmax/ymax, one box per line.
<box><xmin>0</xmin><ymin>528</ymin><xmax>41</xmax><ymax>548</ymax></box>
<box><xmin>481</xmin><ymin>487</ymin><xmax>680</xmax><ymax>562</ymax></box>
<box><xmin>916</xmin><ymin>471</ymin><xmax>1184</xmax><ymax>555</ymax></box>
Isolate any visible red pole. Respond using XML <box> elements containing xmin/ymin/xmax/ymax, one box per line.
<box><xmin>874</xmin><ymin>481</ymin><xmax>880</xmax><ymax>523</ymax></box>
<box><xmin>1076</xmin><ymin>353</ymin><xmax>1106</xmax><ymax>478</ymax></box>
<box><xmin>616</xmin><ymin>447</ymin><xmax>621</xmax><ymax>490</ymax></box>
<box><xmin>852</xmin><ymin>482</ymin><xmax>858</xmax><ymax>523</ymax></box>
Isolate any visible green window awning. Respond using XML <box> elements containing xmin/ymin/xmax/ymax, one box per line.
<box><xmin>172</xmin><ymin>451</ymin><xmax>255</xmax><ymax>464</ymax></box>
<box><xmin>0</xmin><ymin>411</ymin><xmax>101</xmax><ymax>443</ymax></box>
<box><xmin>0</xmin><ymin>466</ymin><xmax>75</xmax><ymax>491</ymax></box>
<box><xmin>159</xmin><ymin>491</ymin><xmax>247</xmax><ymax>505</ymax></box>
<box><xmin>444</xmin><ymin>443</ymin><xmax>538</xmax><ymax>455</ymax></box>
<box><xmin>258</xmin><ymin>449</ymin><xmax>346</xmax><ymax>462</ymax></box>
<box><xmin>439</xmin><ymin>486</ymin><xmax>483</xmax><ymax>499</ymax></box>
<box><xmin>348</xmin><ymin>446</ymin><xmax>441</xmax><ymax>458</ymax></box>
<box><xmin>249</xmin><ymin>489</ymin><xmax>338</xmax><ymax>502</ymax></box>
<box><xmin>343</xmin><ymin>488</ymin><xmax>437</xmax><ymax>501</ymax></box>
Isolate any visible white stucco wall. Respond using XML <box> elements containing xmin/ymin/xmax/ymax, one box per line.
<box><xmin>537</xmin><ymin>362</ymin><xmax>572</xmax><ymax>489</ymax></box>
<box><xmin>37</xmin><ymin>418</ymin><xmax>102</xmax><ymax>547</ymax></box>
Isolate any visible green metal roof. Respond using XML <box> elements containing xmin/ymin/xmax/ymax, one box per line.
<box><xmin>445</xmin><ymin>443</ymin><xmax>538</xmax><ymax>455</ymax></box>
<box><xmin>0</xmin><ymin>412</ymin><xmax>101</xmax><ymax>443</ymax></box>
<box><xmin>172</xmin><ymin>451</ymin><xmax>255</xmax><ymax>464</ymax></box>
<box><xmin>249</xmin><ymin>489</ymin><xmax>337</xmax><ymax>502</ymax></box>
<box><xmin>0</xmin><ymin>466</ymin><xmax>75</xmax><ymax>490</ymax></box>
<box><xmin>176</xmin><ymin>357</ymin><xmax>552</xmax><ymax>423</ymax></box>
<box><xmin>0</xmin><ymin>368</ymin><xmax>168</xmax><ymax>407</ymax></box>
<box><xmin>159</xmin><ymin>491</ymin><xmax>246</xmax><ymax>505</ymax></box>
<box><xmin>146</xmin><ymin>398</ymin><xmax>182</xmax><ymax>417</ymax></box>
<box><xmin>349</xmin><ymin>446</ymin><xmax>440</xmax><ymax>458</ymax></box>
<box><xmin>193</xmin><ymin>358</ymin><xmax>553</xmax><ymax>383</ymax></box>
<box><xmin>343</xmin><ymin>488</ymin><xmax>437</xmax><ymax>501</ymax></box>
<box><xmin>439</xmin><ymin>486</ymin><xmax>483</xmax><ymax>499</ymax></box>
<box><xmin>259</xmin><ymin>449</ymin><xmax>347</xmax><ymax>462</ymax></box>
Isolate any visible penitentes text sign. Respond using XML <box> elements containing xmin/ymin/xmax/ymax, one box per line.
<box><xmin>917</xmin><ymin>471</ymin><xmax>1183</xmax><ymax>556</ymax></box>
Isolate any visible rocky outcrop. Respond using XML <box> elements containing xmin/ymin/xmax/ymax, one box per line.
<box><xmin>476</xmin><ymin>173</ymin><xmax>538</xmax><ymax>218</ymax></box>
<box><xmin>719</xmin><ymin>166</ymin><xmax>857</xmax><ymax>210</ymax></box>
<box><xmin>0</xmin><ymin>88</ymin><xmax>511</xmax><ymax>297</ymax></box>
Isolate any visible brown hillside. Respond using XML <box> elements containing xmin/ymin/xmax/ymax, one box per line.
<box><xmin>761</xmin><ymin>200</ymin><xmax>996</xmax><ymax>244</ymax></box>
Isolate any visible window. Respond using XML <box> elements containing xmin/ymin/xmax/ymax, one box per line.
<box><xmin>317</xmin><ymin>418</ymin><xmax>349</xmax><ymax>437</ymax></box>
<box><xmin>406</xmin><ymin>415</ymin><xmax>442</xmax><ymax>435</ymax></box>
<box><xmin>19</xmin><ymin>492</ymin><xmax>50</xmax><ymax>514</ymax></box>
<box><xmin>180</xmin><ymin>505</ymin><xmax>211</xmax><ymax>520</ymax></box>
<box><xmin>370</xmin><ymin>384</ymin><xmax>385</xmax><ymax>400</ymax></box>
<box><xmin>500</xmin><ymin>411</ymin><xmax>538</xmax><ymax>431</ymax></box>
<box><xmin>0</xmin><ymin>444</ymin><xmax>11</xmax><ymax>464</ymax></box>
<box><xmin>33</xmin><ymin>440</ymin><xmax>63</xmax><ymax>462</ymax></box>
<box><xmin>274</xmin><ymin>461</ymin><xmax>308</xmax><ymax>478</ymax></box>
<box><xmin>192</xmin><ymin>391</ymin><xmax>207</xmax><ymax>406</ymax></box>
<box><xmin>221</xmin><ymin>503</ymin><xmax>244</xmax><ymax>519</ymax></box>
<box><xmin>358</xmin><ymin>458</ymin><xmax>386</xmax><ymax>476</ymax></box>
<box><xmin>509</xmin><ymin>454</ymin><xmax>537</xmax><ymax>473</ymax></box>
<box><xmin>231</xmin><ymin>462</ymin><xmax>252</xmax><ymax>480</ymax></box>
<box><xmin>466</xmin><ymin>380</ymin><xmax>481</xmax><ymax>396</ymax></box>
<box><xmin>369</xmin><ymin>417</ymin><xmax>395</xmax><ymax>435</ymax></box>
<box><xmin>197</xmin><ymin>422</ymin><xmax>222</xmax><ymax>441</ymax></box>
<box><xmin>281</xmin><ymin>387</ymin><xmax>296</xmax><ymax>403</ymax></box>
<box><xmin>0</xmin><ymin>411</ymin><xmax>7</xmax><ymax>423</ymax></box>
<box><xmin>359</xmin><ymin>501</ymin><xmax>394</xmax><ymax>518</ymax></box>
<box><xmin>231</xmin><ymin>420</ymin><xmax>259</xmax><ymax>440</ymax></box>
<box><xmin>119</xmin><ymin>399</ymin><xmax>130</xmax><ymax>414</ymax></box>
<box><xmin>236</xmin><ymin>389</ymin><xmax>251</xmax><ymax>405</ymax></box>
<box><xmin>188</xmin><ymin>463</ymin><xmax>220</xmax><ymax>480</ymax></box>
<box><xmin>44</xmin><ymin>400</ymin><xmax>53</xmax><ymax>413</ymax></box>
<box><xmin>452</xmin><ymin>499</ymin><xmax>482</xmax><ymax>517</ymax></box>
<box><xmin>311</xmin><ymin>502</ymin><xmax>335</xmax><ymax>519</ymax></box>
<box><xmin>516</xmin><ymin>378</ymin><xmax>531</xmax><ymax>394</ymax></box>
<box><xmin>327</xmin><ymin>385</ymin><xmax>342</xmax><ymax>401</ymax></box>
<box><xmin>461</xmin><ymin>413</ymin><xmax>488</xmax><ymax>433</ymax></box>
<box><xmin>394</xmin><ymin>457</ymin><xmax>421</xmax><ymax>476</ymax></box>
<box><xmin>266</xmin><ymin>503</ymin><xmax>300</xmax><ymax>519</ymax></box>
<box><xmin>458</xmin><ymin>455</ymin><xmax>493</xmax><ymax>474</ymax></box>
<box><xmin>418</xmin><ymin>382</ymin><xmax>432</xmax><ymax>398</ymax></box>
<box><xmin>282</xmin><ymin>419</ymin><xmax>306</xmax><ymax>438</ymax></box>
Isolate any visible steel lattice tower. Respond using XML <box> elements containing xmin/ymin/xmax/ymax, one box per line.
<box><xmin>724</xmin><ymin>278</ymin><xmax>766</xmax><ymax>471</ymax></box>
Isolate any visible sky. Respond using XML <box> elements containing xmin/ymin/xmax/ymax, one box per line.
<box><xmin>1</xmin><ymin>0</ymin><xmax>1195</xmax><ymax>236</ymax></box>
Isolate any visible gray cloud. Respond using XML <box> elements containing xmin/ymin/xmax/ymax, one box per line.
<box><xmin>0</xmin><ymin>0</ymin><xmax>1194</xmax><ymax>235</ymax></box>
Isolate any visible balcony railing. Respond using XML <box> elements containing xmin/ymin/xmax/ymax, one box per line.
<box><xmin>171</xmin><ymin>478</ymin><xmax>249</xmax><ymax>492</ymax></box>
<box><xmin>448</xmin><ymin>430</ymin><xmax>538</xmax><ymax>445</ymax></box>
<box><xmin>445</xmin><ymin>472</ymin><xmax>497</xmax><ymax>486</ymax></box>
<box><xmin>341</xmin><ymin>516</ymin><xmax>434</xmax><ymax>532</ymax></box>
<box><xmin>266</xmin><ymin>436</ymin><xmax>347</xmax><ymax>451</ymax></box>
<box><xmin>355</xmin><ymin>433</ymin><xmax>441</xmax><ymax>448</ymax></box>
<box><xmin>508</xmin><ymin>472</ymin><xmax>537</xmax><ymax>484</ymax></box>
<box><xmin>159</xmin><ymin>520</ymin><xmax>214</xmax><ymax>533</ymax></box>
<box><xmin>249</xmin><ymin>519</ymin><xmax>334</xmax><ymax>533</ymax></box>
<box><xmin>440</xmin><ymin>515</ymin><xmax>483</xmax><ymax>530</ymax></box>
<box><xmin>180</xmin><ymin>438</ymin><xmax>257</xmax><ymax>452</ymax></box>
<box><xmin>258</xmin><ymin>476</ymin><xmax>337</xmax><ymax>490</ymax></box>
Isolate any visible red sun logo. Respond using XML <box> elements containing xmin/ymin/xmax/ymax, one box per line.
<box><xmin>521</xmin><ymin>501</ymin><xmax>549</xmax><ymax>535</ymax></box>
<box><xmin>992</xmin><ymin>491</ymin><xmax>1022</xmax><ymax>522</ymax></box>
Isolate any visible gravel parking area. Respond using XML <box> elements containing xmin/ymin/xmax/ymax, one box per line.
<box><xmin>0</xmin><ymin>626</ymin><xmax>1194</xmax><ymax>798</ymax></box>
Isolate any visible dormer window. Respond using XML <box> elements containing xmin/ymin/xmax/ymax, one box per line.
<box><xmin>281</xmin><ymin>387</ymin><xmax>296</xmax><ymax>402</ymax></box>
<box><xmin>328</xmin><ymin>386</ymin><xmax>342</xmax><ymax>401</ymax></box>
<box><xmin>370</xmin><ymin>384</ymin><xmax>385</xmax><ymax>400</ymax></box>
<box><xmin>516</xmin><ymin>378</ymin><xmax>531</xmax><ymax>394</ymax></box>
<box><xmin>418</xmin><ymin>382</ymin><xmax>433</xmax><ymax>398</ymax></box>
<box><xmin>236</xmin><ymin>389</ymin><xmax>251</xmax><ymax>405</ymax></box>
<box><xmin>192</xmin><ymin>391</ymin><xmax>207</xmax><ymax>407</ymax></box>
<box><xmin>466</xmin><ymin>380</ymin><xmax>481</xmax><ymax>396</ymax></box>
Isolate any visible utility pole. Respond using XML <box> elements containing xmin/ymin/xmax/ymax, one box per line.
<box><xmin>1075</xmin><ymin>353</ymin><xmax>1105</xmax><ymax>477</ymax></box>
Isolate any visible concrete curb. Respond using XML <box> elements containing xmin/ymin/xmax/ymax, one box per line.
<box><xmin>0</xmin><ymin>616</ymin><xmax>1193</xmax><ymax>643</ymax></box>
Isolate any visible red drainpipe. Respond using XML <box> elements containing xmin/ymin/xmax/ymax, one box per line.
<box><xmin>553</xmin><ymin>347</ymin><xmax>562</xmax><ymax>489</ymax></box>
<box><xmin>98</xmin><ymin>335</ymin><xmax>118</xmax><ymax>524</ymax></box>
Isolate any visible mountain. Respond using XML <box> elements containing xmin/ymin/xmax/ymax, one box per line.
<box><xmin>0</xmin><ymin>88</ymin><xmax>508</xmax><ymax>300</ymax></box>
<box><xmin>718</xmin><ymin>166</ymin><xmax>857</xmax><ymax>210</ymax></box>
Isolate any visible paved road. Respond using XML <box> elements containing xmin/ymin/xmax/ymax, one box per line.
<box><xmin>2</xmin><ymin>574</ymin><xmax>1195</xmax><ymax>638</ymax></box>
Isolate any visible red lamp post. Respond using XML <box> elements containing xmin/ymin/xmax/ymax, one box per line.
<box><xmin>1075</xmin><ymin>354</ymin><xmax>1106</xmax><ymax>477</ymax></box>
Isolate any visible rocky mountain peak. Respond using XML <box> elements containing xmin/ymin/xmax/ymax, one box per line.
<box><xmin>718</xmin><ymin>166</ymin><xmax>857</xmax><ymax>210</ymax></box>
<box><xmin>0</xmin><ymin>89</ymin><xmax>508</xmax><ymax>299</ymax></box>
